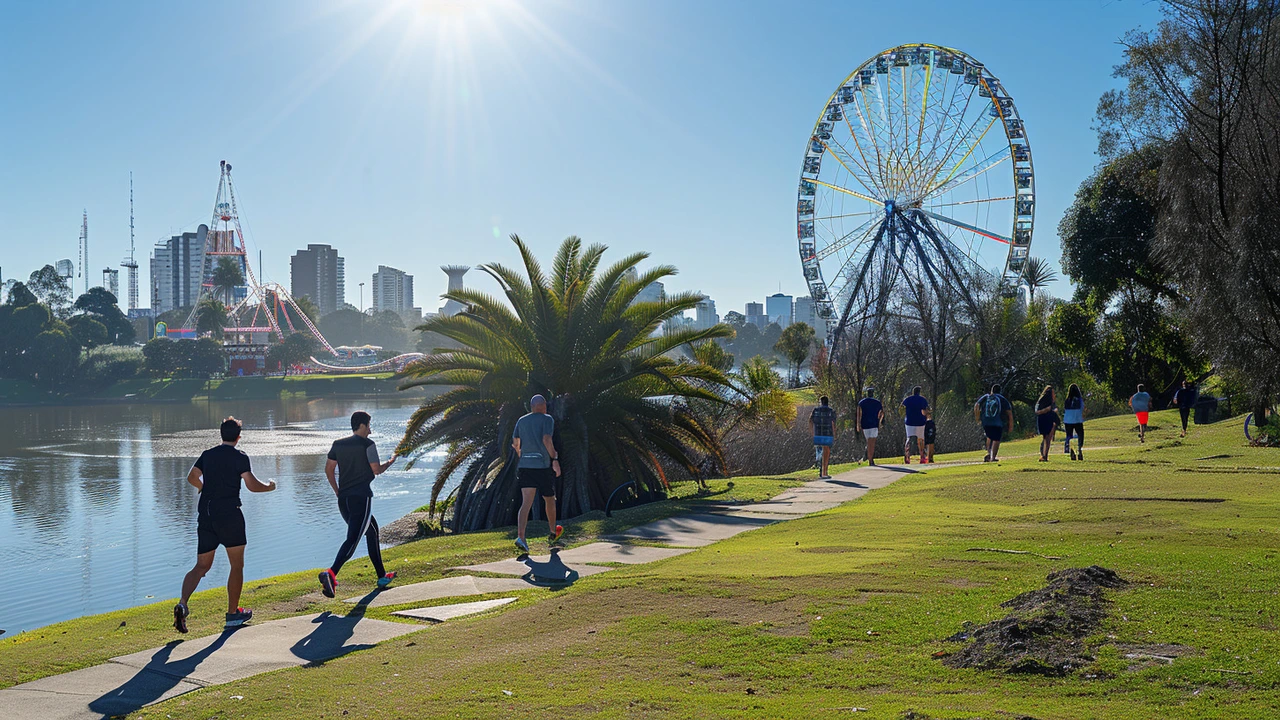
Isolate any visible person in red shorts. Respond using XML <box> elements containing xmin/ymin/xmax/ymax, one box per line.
<box><xmin>1129</xmin><ymin>384</ymin><xmax>1153</xmax><ymax>443</ymax></box>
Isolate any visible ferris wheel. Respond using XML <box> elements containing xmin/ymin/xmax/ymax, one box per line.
<box><xmin>797</xmin><ymin>43</ymin><xmax>1035</xmax><ymax>354</ymax></box>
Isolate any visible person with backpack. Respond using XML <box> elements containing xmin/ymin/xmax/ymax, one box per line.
<box><xmin>901</xmin><ymin>386</ymin><xmax>929</xmax><ymax>465</ymax></box>
<box><xmin>810</xmin><ymin>395</ymin><xmax>837</xmax><ymax>479</ymax></box>
<box><xmin>973</xmin><ymin>384</ymin><xmax>1013</xmax><ymax>462</ymax></box>
<box><xmin>1172</xmin><ymin>380</ymin><xmax>1198</xmax><ymax>438</ymax></box>
<box><xmin>1062</xmin><ymin>383</ymin><xmax>1085</xmax><ymax>460</ymax></box>
<box><xmin>1129</xmin><ymin>384</ymin><xmax>1153</xmax><ymax>443</ymax></box>
<box><xmin>1034</xmin><ymin>385</ymin><xmax>1060</xmax><ymax>462</ymax></box>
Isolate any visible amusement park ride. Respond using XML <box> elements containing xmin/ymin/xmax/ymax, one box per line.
<box><xmin>797</xmin><ymin>43</ymin><xmax>1035</xmax><ymax>356</ymax></box>
<box><xmin>178</xmin><ymin>161</ymin><xmax>422</xmax><ymax>373</ymax></box>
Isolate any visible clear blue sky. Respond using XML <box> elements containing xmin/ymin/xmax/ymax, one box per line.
<box><xmin>0</xmin><ymin>0</ymin><xmax>1160</xmax><ymax>315</ymax></box>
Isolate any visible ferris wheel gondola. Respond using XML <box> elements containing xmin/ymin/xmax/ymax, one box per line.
<box><xmin>796</xmin><ymin>43</ymin><xmax>1035</xmax><ymax>355</ymax></box>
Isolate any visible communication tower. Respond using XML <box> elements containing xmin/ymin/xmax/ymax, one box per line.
<box><xmin>121</xmin><ymin>173</ymin><xmax>139</xmax><ymax>311</ymax></box>
<box><xmin>78</xmin><ymin>211</ymin><xmax>89</xmax><ymax>294</ymax></box>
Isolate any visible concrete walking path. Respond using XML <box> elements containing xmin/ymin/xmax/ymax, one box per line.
<box><xmin>0</xmin><ymin>463</ymin><xmax>914</xmax><ymax>720</ymax></box>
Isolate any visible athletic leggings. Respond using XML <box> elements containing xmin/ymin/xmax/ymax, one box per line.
<box><xmin>1063</xmin><ymin>423</ymin><xmax>1084</xmax><ymax>446</ymax></box>
<box><xmin>1179</xmin><ymin>407</ymin><xmax>1191</xmax><ymax>431</ymax></box>
<box><xmin>331</xmin><ymin>495</ymin><xmax>385</xmax><ymax>577</ymax></box>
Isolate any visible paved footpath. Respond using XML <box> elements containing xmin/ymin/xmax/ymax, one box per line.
<box><xmin>0</xmin><ymin>463</ymin><xmax>915</xmax><ymax>720</ymax></box>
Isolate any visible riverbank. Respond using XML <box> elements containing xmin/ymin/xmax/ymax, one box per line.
<box><xmin>4</xmin><ymin>411</ymin><xmax>1277</xmax><ymax>718</ymax></box>
<box><xmin>0</xmin><ymin>372</ymin><xmax>416</xmax><ymax>406</ymax></box>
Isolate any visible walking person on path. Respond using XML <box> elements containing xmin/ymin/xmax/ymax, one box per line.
<box><xmin>512</xmin><ymin>395</ymin><xmax>563</xmax><ymax>554</ymax></box>
<box><xmin>1130</xmin><ymin>384</ymin><xmax>1153</xmax><ymax>443</ymax></box>
<box><xmin>1062</xmin><ymin>383</ymin><xmax>1085</xmax><ymax>460</ymax></box>
<box><xmin>318</xmin><ymin>411</ymin><xmax>399</xmax><ymax>599</ymax></box>
<box><xmin>856</xmin><ymin>387</ymin><xmax>884</xmax><ymax>466</ymax></box>
<box><xmin>923</xmin><ymin>408</ymin><xmax>937</xmax><ymax>464</ymax></box>
<box><xmin>901</xmin><ymin>386</ymin><xmax>929</xmax><ymax>465</ymax></box>
<box><xmin>810</xmin><ymin>395</ymin><xmax>837</xmax><ymax>479</ymax></box>
<box><xmin>1173</xmin><ymin>380</ymin><xmax>1198</xmax><ymax>438</ymax></box>
<box><xmin>174</xmin><ymin>416</ymin><xmax>276</xmax><ymax>633</ymax></box>
<box><xmin>974</xmin><ymin>384</ymin><xmax>1014</xmax><ymax>462</ymax></box>
<box><xmin>1035</xmin><ymin>385</ymin><xmax>1060</xmax><ymax>462</ymax></box>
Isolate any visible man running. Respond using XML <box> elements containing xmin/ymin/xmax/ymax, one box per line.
<box><xmin>856</xmin><ymin>387</ymin><xmax>884</xmax><ymax>466</ymax></box>
<box><xmin>901</xmin><ymin>386</ymin><xmax>929</xmax><ymax>464</ymax></box>
<box><xmin>974</xmin><ymin>384</ymin><xmax>1013</xmax><ymax>462</ymax></box>
<box><xmin>1129</xmin><ymin>384</ymin><xmax>1153</xmax><ymax>443</ymax></box>
<box><xmin>318</xmin><ymin>411</ymin><xmax>398</xmax><ymax>599</ymax></box>
<box><xmin>1173</xmin><ymin>380</ymin><xmax>1198</xmax><ymax>438</ymax></box>
<box><xmin>174</xmin><ymin>417</ymin><xmax>276</xmax><ymax>633</ymax></box>
<box><xmin>513</xmin><ymin>395</ymin><xmax>563</xmax><ymax>553</ymax></box>
<box><xmin>810</xmin><ymin>395</ymin><xmax>837</xmax><ymax>479</ymax></box>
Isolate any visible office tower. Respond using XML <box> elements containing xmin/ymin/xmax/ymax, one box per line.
<box><xmin>793</xmin><ymin>295</ymin><xmax>827</xmax><ymax>343</ymax></box>
<box><xmin>102</xmin><ymin>268</ymin><xmax>119</xmax><ymax>300</ymax></box>
<box><xmin>150</xmin><ymin>225</ymin><xmax>208</xmax><ymax>315</ymax></box>
<box><xmin>745</xmin><ymin>301</ymin><xmax>766</xmax><ymax>329</ymax></box>
<box><xmin>766</xmin><ymin>293</ymin><xmax>793</xmax><ymax>327</ymax></box>
<box><xmin>694</xmin><ymin>296</ymin><xmax>719</xmax><ymax>330</ymax></box>
<box><xmin>290</xmin><ymin>244</ymin><xmax>346</xmax><ymax>317</ymax></box>
<box><xmin>371</xmin><ymin>265</ymin><xmax>416</xmax><ymax>318</ymax></box>
<box><xmin>55</xmin><ymin>259</ymin><xmax>75</xmax><ymax>279</ymax></box>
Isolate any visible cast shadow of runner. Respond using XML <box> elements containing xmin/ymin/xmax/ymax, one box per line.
<box><xmin>824</xmin><ymin>479</ymin><xmax>869</xmax><ymax>488</ymax></box>
<box><xmin>88</xmin><ymin>629</ymin><xmax>235</xmax><ymax>718</ymax></box>
<box><xmin>517</xmin><ymin>548</ymin><xmax>580</xmax><ymax>587</ymax></box>
<box><xmin>290</xmin><ymin>602</ymin><xmax>374</xmax><ymax>665</ymax></box>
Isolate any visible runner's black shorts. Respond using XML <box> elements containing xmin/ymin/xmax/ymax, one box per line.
<box><xmin>983</xmin><ymin>425</ymin><xmax>1004</xmax><ymax>442</ymax></box>
<box><xmin>197</xmin><ymin>509</ymin><xmax>247</xmax><ymax>553</ymax></box>
<box><xmin>517</xmin><ymin>466</ymin><xmax>556</xmax><ymax>498</ymax></box>
<box><xmin>1064</xmin><ymin>423</ymin><xmax>1084</xmax><ymax>440</ymax></box>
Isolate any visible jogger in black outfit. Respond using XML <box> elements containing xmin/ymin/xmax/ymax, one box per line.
<box><xmin>318</xmin><ymin>411</ymin><xmax>398</xmax><ymax>598</ymax></box>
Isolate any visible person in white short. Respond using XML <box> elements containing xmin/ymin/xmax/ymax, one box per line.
<box><xmin>855</xmin><ymin>387</ymin><xmax>885</xmax><ymax>466</ymax></box>
<box><xmin>901</xmin><ymin>386</ymin><xmax>929</xmax><ymax>465</ymax></box>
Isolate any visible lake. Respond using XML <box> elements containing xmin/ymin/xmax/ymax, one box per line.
<box><xmin>0</xmin><ymin>396</ymin><xmax>445</xmax><ymax>635</ymax></box>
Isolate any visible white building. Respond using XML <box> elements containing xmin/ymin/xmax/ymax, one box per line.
<box><xmin>766</xmin><ymin>293</ymin><xmax>793</xmax><ymax>327</ymax></box>
<box><xmin>150</xmin><ymin>225</ymin><xmax>207</xmax><ymax>315</ymax></box>
<box><xmin>55</xmin><ymin>259</ymin><xmax>74</xmax><ymax>279</ymax></box>
<box><xmin>440</xmin><ymin>265</ymin><xmax>469</xmax><ymax>316</ymax></box>
<box><xmin>624</xmin><ymin>268</ymin><xmax>665</xmax><ymax>305</ymax></box>
<box><xmin>694</xmin><ymin>296</ymin><xmax>719</xmax><ymax>330</ymax></box>
<box><xmin>793</xmin><ymin>295</ymin><xmax>827</xmax><ymax>343</ymax></box>
<box><xmin>372</xmin><ymin>265</ymin><xmax>419</xmax><ymax>320</ymax></box>
<box><xmin>102</xmin><ymin>268</ymin><xmax>119</xmax><ymax>301</ymax></box>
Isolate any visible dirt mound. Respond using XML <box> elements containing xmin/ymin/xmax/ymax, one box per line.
<box><xmin>940</xmin><ymin>566</ymin><xmax>1127</xmax><ymax>676</ymax></box>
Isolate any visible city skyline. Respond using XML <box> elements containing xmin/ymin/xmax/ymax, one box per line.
<box><xmin>1</xmin><ymin>1</ymin><xmax>1163</xmax><ymax>316</ymax></box>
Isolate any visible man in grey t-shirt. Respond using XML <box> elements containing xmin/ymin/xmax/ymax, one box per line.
<box><xmin>512</xmin><ymin>395</ymin><xmax>562</xmax><ymax>553</ymax></box>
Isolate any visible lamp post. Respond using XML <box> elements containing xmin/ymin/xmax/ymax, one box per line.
<box><xmin>359</xmin><ymin>282</ymin><xmax>365</xmax><ymax>313</ymax></box>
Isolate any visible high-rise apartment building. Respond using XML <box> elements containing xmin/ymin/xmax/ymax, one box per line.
<box><xmin>55</xmin><ymin>259</ymin><xmax>74</xmax><ymax>279</ymax></box>
<box><xmin>150</xmin><ymin>225</ymin><xmax>208</xmax><ymax>315</ymax></box>
<box><xmin>694</xmin><ymin>296</ymin><xmax>719</xmax><ymax>330</ymax></box>
<box><xmin>745</xmin><ymin>302</ymin><xmax>766</xmax><ymax>329</ymax></box>
<box><xmin>766</xmin><ymin>293</ymin><xmax>793</xmax><ymax>327</ymax></box>
<box><xmin>102</xmin><ymin>268</ymin><xmax>119</xmax><ymax>300</ymax></box>
<box><xmin>623</xmin><ymin>268</ymin><xmax>665</xmax><ymax>306</ymax></box>
<box><xmin>290</xmin><ymin>244</ymin><xmax>346</xmax><ymax>317</ymax></box>
<box><xmin>793</xmin><ymin>295</ymin><xmax>827</xmax><ymax>343</ymax></box>
<box><xmin>371</xmin><ymin>265</ymin><xmax>417</xmax><ymax>319</ymax></box>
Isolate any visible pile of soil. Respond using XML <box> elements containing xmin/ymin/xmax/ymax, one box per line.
<box><xmin>940</xmin><ymin>565</ymin><xmax>1127</xmax><ymax>676</ymax></box>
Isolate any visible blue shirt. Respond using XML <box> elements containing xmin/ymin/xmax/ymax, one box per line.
<box><xmin>1131</xmin><ymin>392</ymin><xmax>1151</xmax><ymax>412</ymax></box>
<box><xmin>514</xmin><ymin>412</ymin><xmax>555</xmax><ymax>468</ymax></box>
<box><xmin>902</xmin><ymin>395</ymin><xmax>929</xmax><ymax>427</ymax></box>
<box><xmin>857</xmin><ymin>397</ymin><xmax>883</xmax><ymax>429</ymax></box>
<box><xmin>1063</xmin><ymin>396</ymin><xmax>1084</xmax><ymax>425</ymax></box>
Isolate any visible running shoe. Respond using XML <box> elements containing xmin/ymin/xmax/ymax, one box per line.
<box><xmin>1070</xmin><ymin>448</ymin><xmax>1077</xmax><ymax>461</ymax></box>
<box><xmin>377</xmin><ymin>571</ymin><xmax>397</xmax><ymax>589</ymax></box>
<box><xmin>1077</xmin><ymin>449</ymin><xmax>1083</xmax><ymax>460</ymax></box>
<box><xmin>319</xmin><ymin>568</ymin><xmax>337</xmax><ymax>598</ymax></box>
<box><xmin>173</xmin><ymin>603</ymin><xmax>188</xmax><ymax>634</ymax></box>
<box><xmin>515</xmin><ymin>537</ymin><xmax>530</xmax><ymax>553</ymax></box>
<box><xmin>549</xmin><ymin>525</ymin><xmax>564</xmax><ymax>543</ymax></box>
<box><xmin>225</xmin><ymin>607</ymin><xmax>253</xmax><ymax>628</ymax></box>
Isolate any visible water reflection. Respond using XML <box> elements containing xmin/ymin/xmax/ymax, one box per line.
<box><xmin>0</xmin><ymin>397</ymin><xmax>442</xmax><ymax>634</ymax></box>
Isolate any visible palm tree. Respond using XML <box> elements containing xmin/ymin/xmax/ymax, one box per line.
<box><xmin>396</xmin><ymin>236</ymin><xmax>734</xmax><ymax>530</ymax></box>
<box><xmin>211</xmin><ymin>257</ymin><xmax>245</xmax><ymax>306</ymax></box>
<box><xmin>1022</xmin><ymin>258</ymin><xmax>1058</xmax><ymax>300</ymax></box>
<box><xmin>195</xmin><ymin>297</ymin><xmax>227</xmax><ymax>339</ymax></box>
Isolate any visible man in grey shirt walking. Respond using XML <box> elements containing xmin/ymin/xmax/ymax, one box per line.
<box><xmin>512</xmin><ymin>395</ymin><xmax>562</xmax><ymax>553</ymax></box>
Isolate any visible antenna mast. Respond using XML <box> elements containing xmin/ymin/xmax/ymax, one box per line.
<box><xmin>121</xmin><ymin>173</ymin><xmax>139</xmax><ymax>310</ymax></box>
<box><xmin>78</xmin><ymin>210</ymin><xmax>89</xmax><ymax>294</ymax></box>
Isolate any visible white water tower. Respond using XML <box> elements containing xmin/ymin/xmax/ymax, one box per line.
<box><xmin>441</xmin><ymin>265</ymin><xmax>469</xmax><ymax>316</ymax></box>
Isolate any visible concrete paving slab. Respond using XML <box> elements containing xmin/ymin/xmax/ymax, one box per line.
<box><xmin>110</xmin><ymin>612</ymin><xmax>424</xmax><ymax>686</ymax></box>
<box><xmin>391</xmin><ymin>597</ymin><xmax>517</xmax><ymax>622</ymax></box>
<box><xmin>721</xmin><ymin>501</ymin><xmax>842</xmax><ymax>515</ymax></box>
<box><xmin>453</xmin><ymin>554</ymin><xmax>616</xmax><ymax>583</ymax></box>
<box><xmin>611</xmin><ymin>512</ymin><xmax>780</xmax><ymax>547</ymax></box>
<box><xmin>344</xmin><ymin>574</ymin><xmax>541</xmax><ymax>608</ymax></box>
<box><xmin>0</xmin><ymin>662</ymin><xmax>202</xmax><ymax>720</ymax></box>
<box><xmin>555</xmin><ymin>542</ymin><xmax>692</xmax><ymax>564</ymax></box>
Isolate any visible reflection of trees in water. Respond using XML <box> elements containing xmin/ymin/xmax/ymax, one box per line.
<box><xmin>6</xmin><ymin>453</ymin><xmax>76</xmax><ymax>541</ymax></box>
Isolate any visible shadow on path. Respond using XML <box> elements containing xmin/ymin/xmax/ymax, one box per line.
<box><xmin>289</xmin><ymin>602</ymin><xmax>373</xmax><ymax>666</ymax></box>
<box><xmin>517</xmin><ymin>549</ymin><xmax>580</xmax><ymax>586</ymax></box>
<box><xmin>87</xmin><ymin>629</ymin><xmax>234</xmax><ymax>717</ymax></box>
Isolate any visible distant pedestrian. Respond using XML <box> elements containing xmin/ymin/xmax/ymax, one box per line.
<box><xmin>318</xmin><ymin>411</ymin><xmax>399</xmax><ymax>599</ymax></box>
<box><xmin>1129</xmin><ymin>384</ymin><xmax>1153</xmax><ymax>443</ymax></box>
<box><xmin>174</xmin><ymin>416</ymin><xmax>276</xmax><ymax>634</ymax></box>
<box><xmin>1062</xmin><ymin>383</ymin><xmax>1085</xmax><ymax>460</ymax></box>
<box><xmin>1173</xmin><ymin>380</ymin><xmax>1198</xmax><ymax>438</ymax></box>
<box><xmin>923</xmin><ymin>408</ymin><xmax>937</xmax><ymax>464</ymax></box>
<box><xmin>1035</xmin><ymin>385</ymin><xmax>1060</xmax><ymax>462</ymax></box>
<box><xmin>810</xmin><ymin>395</ymin><xmax>837</xmax><ymax>479</ymax></box>
<box><xmin>901</xmin><ymin>386</ymin><xmax>929</xmax><ymax>464</ymax></box>
<box><xmin>856</xmin><ymin>387</ymin><xmax>884</xmax><ymax>466</ymax></box>
<box><xmin>512</xmin><ymin>395</ymin><xmax>563</xmax><ymax>554</ymax></box>
<box><xmin>974</xmin><ymin>384</ymin><xmax>1014</xmax><ymax>462</ymax></box>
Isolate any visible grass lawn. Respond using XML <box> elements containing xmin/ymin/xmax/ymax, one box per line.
<box><xmin>7</xmin><ymin>410</ymin><xmax>1280</xmax><ymax>719</ymax></box>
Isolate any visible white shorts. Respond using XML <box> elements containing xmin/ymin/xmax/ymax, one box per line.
<box><xmin>861</xmin><ymin>427</ymin><xmax>878</xmax><ymax>439</ymax></box>
<box><xmin>905</xmin><ymin>424</ymin><xmax>925</xmax><ymax>439</ymax></box>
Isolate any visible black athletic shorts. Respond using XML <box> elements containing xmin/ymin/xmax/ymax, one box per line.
<box><xmin>517</xmin><ymin>466</ymin><xmax>556</xmax><ymax>498</ymax></box>
<box><xmin>983</xmin><ymin>425</ymin><xmax>1004</xmax><ymax>442</ymax></box>
<box><xmin>197</xmin><ymin>509</ymin><xmax>247</xmax><ymax>554</ymax></box>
